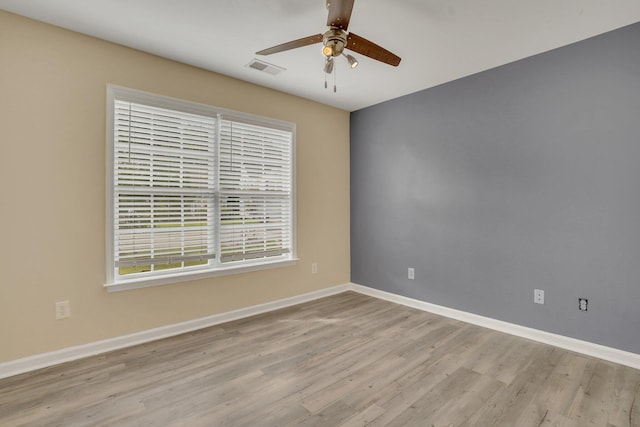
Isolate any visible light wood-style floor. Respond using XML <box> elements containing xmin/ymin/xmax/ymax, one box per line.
<box><xmin>1</xmin><ymin>292</ymin><xmax>639</xmax><ymax>426</ymax></box>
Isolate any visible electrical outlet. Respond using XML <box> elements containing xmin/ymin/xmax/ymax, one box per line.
<box><xmin>55</xmin><ymin>300</ymin><xmax>70</xmax><ymax>319</ymax></box>
<box><xmin>311</xmin><ymin>262</ymin><xmax>318</xmax><ymax>274</ymax></box>
<box><xmin>408</xmin><ymin>267</ymin><xmax>415</xmax><ymax>280</ymax></box>
<box><xmin>579</xmin><ymin>298</ymin><xmax>588</xmax><ymax>312</ymax></box>
<box><xmin>534</xmin><ymin>289</ymin><xmax>544</xmax><ymax>304</ymax></box>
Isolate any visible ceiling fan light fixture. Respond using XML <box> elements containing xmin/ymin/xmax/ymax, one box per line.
<box><xmin>324</xmin><ymin>57</ymin><xmax>334</xmax><ymax>74</ymax></box>
<box><xmin>322</xmin><ymin>29</ymin><xmax>347</xmax><ymax>57</ymax></box>
<box><xmin>344</xmin><ymin>53</ymin><xmax>358</xmax><ymax>68</ymax></box>
<box><xmin>255</xmin><ymin>0</ymin><xmax>402</xmax><ymax>84</ymax></box>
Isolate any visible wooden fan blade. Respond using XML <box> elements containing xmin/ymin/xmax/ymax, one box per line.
<box><xmin>346</xmin><ymin>32</ymin><xmax>401</xmax><ymax>66</ymax></box>
<box><xmin>326</xmin><ymin>0</ymin><xmax>355</xmax><ymax>30</ymax></box>
<box><xmin>256</xmin><ymin>34</ymin><xmax>323</xmax><ymax>55</ymax></box>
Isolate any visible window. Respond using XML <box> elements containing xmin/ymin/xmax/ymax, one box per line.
<box><xmin>106</xmin><ymin>86</ymin><xmax>295</xmax><ymax>291</ymax></box>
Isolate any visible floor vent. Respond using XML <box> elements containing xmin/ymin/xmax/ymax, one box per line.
<box><xmin>247</xmin><ymin>59</ymin><xmax>286</xmax><ymax>76</ymax></box>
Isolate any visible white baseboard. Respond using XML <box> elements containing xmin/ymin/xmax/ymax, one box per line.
<box><xmin>2</xmin><ymin>281</ymin><xmax>638</xmax><ymax>380</ymax></box>
<box><xmin>0</xmin><ymin>283</ymin><xmax>350</xmax><ymax>380</ymax></box>
<box><xmin>348</xmin><ymin>283</ymin><xmax>640</xmax><ymax>370</ymax></box>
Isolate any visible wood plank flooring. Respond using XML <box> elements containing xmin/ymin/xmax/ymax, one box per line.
<box><xmin>1</xmin><ymin>291</ymin><xmax>639</xmax><ymax>426</ymax></box>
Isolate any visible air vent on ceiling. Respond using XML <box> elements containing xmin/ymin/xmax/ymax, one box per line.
<box><xmin>247</xmin><ymin>59</ymin><xmax>286</xmax><ymax>76</ymax></box>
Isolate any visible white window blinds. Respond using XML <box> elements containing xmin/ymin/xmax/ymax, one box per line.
<box><xmin>219</xmin><ymin>119</ymin><xmax>293</xmax><ymax>263</ymax></box>
<box><xmin>108</xmin><ymin>86</ymin><xmax>295</xmax><ymax>288</ymax></box>
<box><xmin>113</xmin><ymin>100</ymin><xmax>217</xmax><ymax>273</ymax></box>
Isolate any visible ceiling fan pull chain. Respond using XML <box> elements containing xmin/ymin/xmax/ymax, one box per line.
<box><xmin>334</xmin><ymin>65</ymin><xmax>337</xmax><ymax>93</ymax></box>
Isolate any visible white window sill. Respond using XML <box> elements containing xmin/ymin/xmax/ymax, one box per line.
<box><xmin>104</xmin><ymin>258</ymin><xmax>299</xmax><ymax>292</ymax></box>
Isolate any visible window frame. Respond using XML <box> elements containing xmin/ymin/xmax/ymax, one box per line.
<box><xmin>106</xmin><ymin>85</ymin><xmax>297</xmax><ymax>292</ymax></box>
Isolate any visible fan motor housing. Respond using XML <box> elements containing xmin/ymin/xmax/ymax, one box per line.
<box><xmin>322</xmin><ymin>29</ymin><xmax>347</xmax><ymax>57</ymax></box>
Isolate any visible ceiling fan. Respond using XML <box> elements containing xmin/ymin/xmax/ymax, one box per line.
<box><xmin>256</xmin><ymin>0</ymin><xmax>401</xmax><ymax>76</ymax></box>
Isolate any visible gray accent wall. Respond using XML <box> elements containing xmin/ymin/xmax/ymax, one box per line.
<box><xmin>350</xmin><ymin>23</ymin><xmax>640</xmax><ymax>354</ymax></box>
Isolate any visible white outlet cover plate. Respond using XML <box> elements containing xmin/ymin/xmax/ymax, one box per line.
<box><xmin>55</xmin><ymin>301</ymin><xmax>70</xmax><ymax>319</ymax></box>
<box><xmin>534</xmin><ymin>289</ymin><xmax>545</xmax><ymax>304</ymax></box>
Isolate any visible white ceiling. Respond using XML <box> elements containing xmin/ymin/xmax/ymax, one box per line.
<box><xmin>2</xmin><ymin>0</ymin><xmax>640</xmax><ymax>111</ymax></box>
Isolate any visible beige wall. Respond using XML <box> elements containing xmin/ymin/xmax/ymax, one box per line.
<box><xmin>0</xmin><ymin>11</ymin><xmax>350</xmax><ymax>363</ymax></box>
